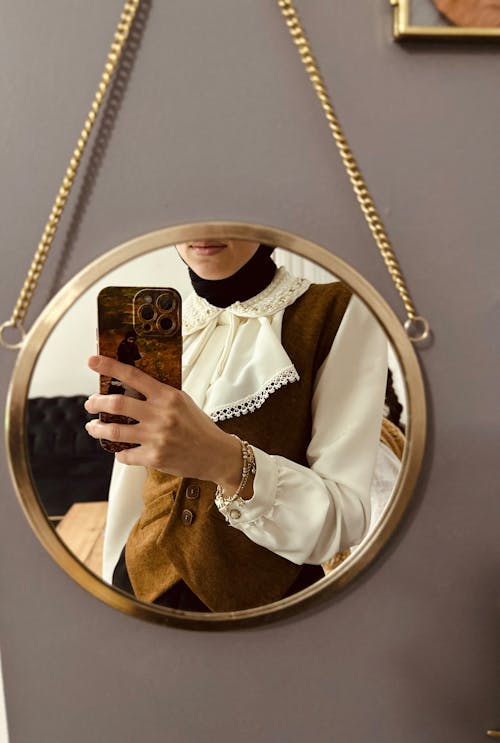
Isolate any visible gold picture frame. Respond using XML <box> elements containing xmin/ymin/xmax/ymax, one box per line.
<box><xmin>391</xmin><ymin>0</ymin><xmax>500</xmax><ymax>40</ymax></box>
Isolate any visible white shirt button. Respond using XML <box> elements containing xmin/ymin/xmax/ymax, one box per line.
<box><xmin>229</xmin><ymin>509</ymin><xmax>241</xmax><ymax>520</ymax></box>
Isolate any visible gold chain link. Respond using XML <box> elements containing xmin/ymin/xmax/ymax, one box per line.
<box><xmin>0</xmin><ymin>0</ymin><xmax>141</xmax><ymax>349</ymax></box>
<box><xmin>278</xmin><ymin>0</ymin><xmax>429</xmax><ymax>340</ymax></box>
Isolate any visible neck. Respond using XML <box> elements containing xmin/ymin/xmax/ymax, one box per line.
<box><xmin>188</xmin><ymin>245</ymin><xmax>276</xmax><ymax>308</ymax></box>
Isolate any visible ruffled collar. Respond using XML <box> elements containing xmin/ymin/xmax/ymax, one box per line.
<box><xmin>183</xmin><ymin>267</ymin><xmax>310</xmax><ymax>335</ymax></box>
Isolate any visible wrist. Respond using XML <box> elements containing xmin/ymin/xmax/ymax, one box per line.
<box><xmin>210</xmin><ymin>432</ymin><xmax>242</xmax><ymax>491</ymax></box>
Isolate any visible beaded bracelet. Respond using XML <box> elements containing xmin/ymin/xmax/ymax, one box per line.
<box><xmin>214</xmin><ymin>436</ymin><xmax>256</xmax><ymax>504</ymax></box>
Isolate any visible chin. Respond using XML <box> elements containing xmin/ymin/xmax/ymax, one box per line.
<box><xmin>178</xmin><ymin>240</ymin><xmax>260</xmax><ymax>280</ymax></box>
<box><xmin>196</xmin><ymin>267</ymin><xmax>234</xmax><ymax>281</ymax></box>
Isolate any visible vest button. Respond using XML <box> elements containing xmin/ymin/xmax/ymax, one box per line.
<box><xmin>229</xmin><ymin>509</ymin><xmax>241</xmax><ymax>520</ymax></box>
<box><xmin>182</xmin><ymin>509</ymin><xmax>194</xmax><ymax>525</ymax></box>
<box><xmin>186</xmin><ymin>485</ymin><xmax>200</xmax><ymax>500</ymax></box>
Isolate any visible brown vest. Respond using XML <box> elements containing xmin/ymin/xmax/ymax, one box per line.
<box><xmin>125</xmin><ymin>282</ymin><xmax>351</xmax><ymax>612</ymax></box>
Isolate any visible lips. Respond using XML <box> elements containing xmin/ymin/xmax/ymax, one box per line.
<box><xmin>190</xmin><ymin>242</ymin><xmax>227</xmax><ymax>249</ymax></box>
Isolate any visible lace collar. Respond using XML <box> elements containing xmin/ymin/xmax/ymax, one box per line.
<box><xmin>183</xmin><ymin>266</ymin><xmax>310</xmax><ymax>335</ymax></box>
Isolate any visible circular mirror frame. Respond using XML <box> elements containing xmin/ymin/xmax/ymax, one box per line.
<box><xmin>5</xmin><ymin>222</ymin><xmax>426</xmax><ymax>629</ymax></box>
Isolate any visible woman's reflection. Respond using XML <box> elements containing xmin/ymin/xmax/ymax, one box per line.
<box><xmin>83</xmin><ymin>241</ymin><xmax>401</xmax><ymax>612</ymax></box>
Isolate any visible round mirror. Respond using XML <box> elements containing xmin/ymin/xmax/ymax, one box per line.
<box><xmin>6</xmin><ymin>222</ymin><xmax>426</xmax><ymax>628</ymax></box>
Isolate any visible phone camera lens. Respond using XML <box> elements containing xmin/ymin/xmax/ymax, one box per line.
<box><xmin>139</xmin><ymin>304</ymin><xmax>155</xmax><ymax>321</ymax></box>
<box><xmin>157</xmin><ymin>293</ymin><xmax>175</xmax><ymax>311</ymax></box>
<box><xmin>158</xmin><ymin>315</ymin><xmax>174</xmax><ymax>332</ymax></box>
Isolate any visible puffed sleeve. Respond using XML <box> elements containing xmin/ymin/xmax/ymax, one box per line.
<box><xmin>215</xmin><ymin>295</ymin><xmax>388</xmax><ymax>564</ymax></box>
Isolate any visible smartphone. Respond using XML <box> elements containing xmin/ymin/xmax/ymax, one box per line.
<box><xmin>96</xmin><ymin>286</ymin><xmax>182</xmax><ymax>453</ymax></box>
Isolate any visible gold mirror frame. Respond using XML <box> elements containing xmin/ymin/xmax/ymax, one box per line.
<box><xmin>5</xmin><ymin>221</ymin><xmax>426</xmax><ymax>629</ymax></box>
<box><xmin>391</xmin><ymin>0</ymin><xmax>500</xmax><ymax>40</ymax></box>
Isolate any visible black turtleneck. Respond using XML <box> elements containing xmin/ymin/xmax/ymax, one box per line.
<box><xmin>188</xmin><ymin>244</ymin><xmax>277</xmax><ymax>308</ymax></box>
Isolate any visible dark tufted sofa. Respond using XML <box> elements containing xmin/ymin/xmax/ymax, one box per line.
<box><xmin>27</xmin><ymin>396</ymin><xmax>114</xmax><ymax>518</ymax></box>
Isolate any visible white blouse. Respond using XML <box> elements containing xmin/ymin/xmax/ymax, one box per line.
<box><xmin>102</xmin><ymin>268</ymin><xmax>398</xmax><ymax>583</ymax></box>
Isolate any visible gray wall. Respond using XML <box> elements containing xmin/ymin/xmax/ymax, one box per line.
<box><xmin>1</xmin><ymin>2</ymin><xmax>499</xmax><ymax>741</ymax></box>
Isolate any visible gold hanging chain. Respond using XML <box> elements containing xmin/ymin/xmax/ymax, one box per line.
<box><xmin>1</xmin><ymin>0</ymin><xmax>429</xmax><ymax>349</ymax></box>
<box><xmin>0</xmin><ymin>0</ymin><xmax>141</xmax><ymax>350</ymax></box>
<box><xmin>277</xmin><ymin>0</ymin><xmax>430</xmax><ymax>343</ymax></box>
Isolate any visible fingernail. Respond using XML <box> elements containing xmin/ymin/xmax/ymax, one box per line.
<box><xmin>88</xmin><ymin>355</ymin><xmax>100</xmax><ymax>368</ymax></box>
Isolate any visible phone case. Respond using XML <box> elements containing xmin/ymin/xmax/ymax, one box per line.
<box><xmin>96</xmin><ymin>286</ymin><xmax>182</xmax><ymax>453</ymax></box>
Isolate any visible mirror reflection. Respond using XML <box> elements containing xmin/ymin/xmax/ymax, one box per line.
<box><xmin>27</xmin><ymin>241</ymin><xmax>406</xmax><ymax>613</ymax></box>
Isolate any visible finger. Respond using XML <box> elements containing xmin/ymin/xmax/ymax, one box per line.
<box><xmin>84</xmin><ymin>418</ymin><xmax>143</xmax><ymax>445</ymax></box>
<box><xmin>114</xmin><ymin>447</ymin><xmax>149</xmax><ymax>467</ymax></box>
<box><xmin>87</xmin><ymin>355</ymin><xmax>172</xmax><ymax>398</ymax></box>
<box><xmin>84</xmin><ymin>393</ymin><xmax>145</xmax><ymax>421</ymax></box>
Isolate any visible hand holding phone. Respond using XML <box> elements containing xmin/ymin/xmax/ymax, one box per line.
<box><xmin>85</xmin><ymin>353</ymin><xmax>242</xmax><ymax>486</ymax></box>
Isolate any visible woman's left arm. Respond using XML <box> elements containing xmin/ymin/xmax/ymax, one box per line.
<box><xmin>84</xmin><ymin>356</ymin><xmax>249</xmax><ymax>495</ymax></box>
<box><xmin>216</xmin><ymin>296</ymin><xmax>388</xmax><ymax>564</ymax></box>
